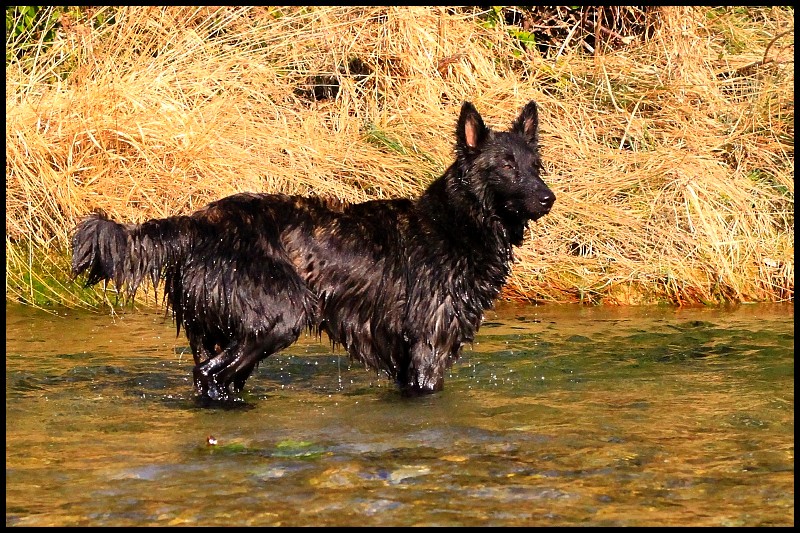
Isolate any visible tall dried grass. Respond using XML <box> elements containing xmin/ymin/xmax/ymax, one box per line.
<box><xmin>5</xmin><ymin>6</ymin><xmax>794</xmax><ymax>308</ymax></box>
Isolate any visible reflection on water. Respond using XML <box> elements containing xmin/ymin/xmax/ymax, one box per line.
<box><xmin>5</xmin><ymin>301</ymin><xmax>794</xmax><ymax>526</ymax></box>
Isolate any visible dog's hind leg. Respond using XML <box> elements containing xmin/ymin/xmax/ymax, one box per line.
<box><xmin>192</xmin><ymin>326</ymin><xmax>302</xmax><ymax>401</ymax></box>
<box><xmin>184</xmin><ymin>248</ymin><xmax>312</xmax><ymax>401</ymax></box>
<box><xmin>217</xmin><ymin>327</ymin><xmax>303</xmax><ymax>395</ymax></box>
<box><xmin>192</xmin><ymin>341</ymin><xmax>240</xmax><ymax>401</ymax></box>
<box><xmin>185</xmin><ymin>325</ymin><xmax>224</xmax><ymax>366</ymax></box>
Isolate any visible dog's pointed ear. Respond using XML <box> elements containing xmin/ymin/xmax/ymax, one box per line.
<box><xmin>457</xmin><ymin>101</ymin><xmax>488</xmax><ymax>154</ymax></box>
<box><xmin>512</xmin><ymin>100</ymin><xmax>539</xmax><ymax>146</ymax></box>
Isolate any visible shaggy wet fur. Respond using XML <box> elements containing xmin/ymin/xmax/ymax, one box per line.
<box><xmin>72</xmin><ymin>101</ymin><xmax>555</xmax><ymax>401</ymax></box>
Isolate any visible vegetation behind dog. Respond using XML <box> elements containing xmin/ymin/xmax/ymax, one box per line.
<box><xmin>5</xmin><ymin>6</ymin><xmax>794</xmax><ymax>308</ymax></box>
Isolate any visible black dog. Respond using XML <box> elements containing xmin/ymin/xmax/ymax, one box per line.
<box><xmin>72</xmin><ymin>101</ymin><xmax>555</xmax><ymax>401</ymax></box>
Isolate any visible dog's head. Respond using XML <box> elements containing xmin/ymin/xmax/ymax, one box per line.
<box><xmin>454</xmin><ymin>101</ymin><xmax>555</xmax><ymax>242</ymax></box>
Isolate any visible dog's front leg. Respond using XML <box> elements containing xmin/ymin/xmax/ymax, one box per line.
<box><xmin>402</xmin><ymin>342</ymin><xmax>446</xmax><ymax>395</ymax></box>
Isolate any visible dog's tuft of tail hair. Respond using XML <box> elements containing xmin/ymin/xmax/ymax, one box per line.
<box><xmin>71</xmin><ymin>211</ymin><xmax>193</xmax><ymax>298</ymax></box>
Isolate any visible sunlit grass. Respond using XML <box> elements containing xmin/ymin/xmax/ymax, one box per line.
<box><xmin>5</xmin><ymin>6</ymin><xmax>794</xmax><ymax>308</ymax></box>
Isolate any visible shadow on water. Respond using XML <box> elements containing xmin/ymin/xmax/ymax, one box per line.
<box><xmin>5</xmin><ymin>301</ymin><xmax>794</xmax><ymax>526</ymax></box>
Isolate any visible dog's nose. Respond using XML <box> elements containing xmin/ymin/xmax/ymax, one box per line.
<box><xmin>540</xmin><ymin>192</ymin><xmax>555</xmax><ymax>209</ymax></box>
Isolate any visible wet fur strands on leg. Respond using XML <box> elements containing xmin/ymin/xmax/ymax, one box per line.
<box><xmin>71</xmin><ymin>101</ymin><xmax>556</xmax><ymax>402</ymax></box>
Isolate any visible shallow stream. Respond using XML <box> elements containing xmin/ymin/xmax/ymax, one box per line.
<box><xmin>5</xmin><ymin>301</ymin><xmax>794</xmax><ymax>526</ymax></box>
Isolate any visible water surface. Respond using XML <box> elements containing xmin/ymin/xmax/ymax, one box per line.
<box><xmin>5</xmin><ymin>301</ymin><xmax>794</xmax><ymax>526</ymax></box>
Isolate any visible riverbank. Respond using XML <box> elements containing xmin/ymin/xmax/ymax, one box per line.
<box><xmin>6</xmin><ymin>6</ymin><xmax>794</xmax><ymax>308</ymax></box>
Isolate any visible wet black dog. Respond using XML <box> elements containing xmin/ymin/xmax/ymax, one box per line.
<box><xmin>72</xmin><ymin>101</ymin><xmax>555</xmax><ymax>401</ymax></box>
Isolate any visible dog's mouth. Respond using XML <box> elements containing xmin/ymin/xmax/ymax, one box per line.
<box><xmin>525</xmin><ymin>192</ymin><xmax>556</xmax><ymax>221</ymax></box>
<box><xmin>508</xmin><ymin>196</ymin><xmax>554</xmax><ymax>222</ymax></box>
<box><xmin>528</xmin><ymin>210</ymin><xmax>550</xmax><ymax>222</ymax></box>
<box><xmin>501</xmin><ymin>189</ymin><xmax>556</xmax><ymax>222</ymax></box>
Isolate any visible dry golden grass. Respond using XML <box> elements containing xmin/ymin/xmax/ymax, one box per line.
<box><xmin>5</xmin><ymin>6</ymin><xmax>794</xmax><ymax>308</ymax></box>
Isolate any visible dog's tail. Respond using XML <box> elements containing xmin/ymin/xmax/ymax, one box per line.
<box><xmin>71</xmin><ymin>211</ymin><xmax>194</xmax><ymax>298</ymax></box>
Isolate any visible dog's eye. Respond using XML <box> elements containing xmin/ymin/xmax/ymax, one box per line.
<box><xmin>501</xmin><ymin>163</ymin><xmax>515</xmax><ymax>172</ymax></box>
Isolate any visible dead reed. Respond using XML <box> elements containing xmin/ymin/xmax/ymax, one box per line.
<box><xmin>5</xmin><ymin>6</ymin><xmax>794</xmax><ymax>308</ymax></box>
